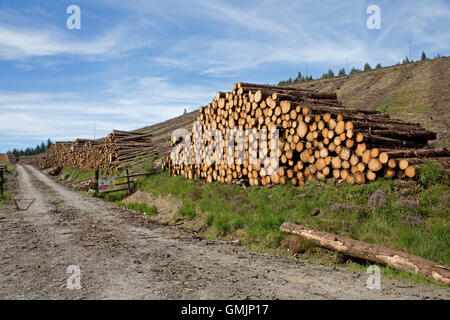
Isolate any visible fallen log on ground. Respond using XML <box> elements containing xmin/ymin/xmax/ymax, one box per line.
<box><xmin>280</xmin><ymin>221</ymin><xmax>450</xmax><ymax>285</ymax></box>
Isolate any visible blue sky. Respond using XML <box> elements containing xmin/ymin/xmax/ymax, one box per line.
<box><xmin>0</xmin><ymin>0</ymin><xmax>449</xmax><ymax>152</ymax></box>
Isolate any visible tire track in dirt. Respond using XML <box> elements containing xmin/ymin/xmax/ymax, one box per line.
<box><xmin>0</xmin><ymin>165</ymin><xmax>448</xmax><ymax>299</ymax></box>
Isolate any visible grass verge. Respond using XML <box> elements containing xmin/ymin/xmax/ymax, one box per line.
<box><xmin>118</xmin><ymin>201</ymin><xmax>157</xmax><ymax>215</ymax></box>
<box><xmin>133</xmin><ymin>169</ymin><xmax>449</xmax><ymax>284</ymax></box>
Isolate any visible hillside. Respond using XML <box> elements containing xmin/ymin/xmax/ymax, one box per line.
<box><xmin>292</xmin><ymin>57</ymin><xmax>450</xmax><ymax>147</ymax></box>
<box><xmin>135</xmin><ymin>111</ymin><xmax>199</xmax><ymax>156</ymax></box>
<box><xmin>136</xmin><ymin>57</ymin><xmax>449</xmax><ymax>156</ymax></box>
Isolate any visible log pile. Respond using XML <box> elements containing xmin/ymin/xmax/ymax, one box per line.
<box><xmin>163</xmin><ymin>82</ymin><xmax>449</xmax><ymax>185</ymax></box>
<box><xmin>0</xmin><ymin>153</ymin><xmax>16</xmax><ymax>164</ymax></box>
<box><xmin>37</xmin><ymin>130</ymin><xmax>157</xmax><ymax>171</ymax></box>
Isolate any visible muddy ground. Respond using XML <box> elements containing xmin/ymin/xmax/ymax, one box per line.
<box><xmin>0</xmin><ymin>165</ymin><xmax>448</xmax><ymax>299</ymax></box>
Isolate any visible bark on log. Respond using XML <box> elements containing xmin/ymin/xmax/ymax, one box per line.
<box><xmin>383</xmin><ymin>148</ymin><xmax>450</xmax><ymax>159</ymax></box>
<box><xmin>280</xmin><ymin>222</ymin><xmax>450</xmax><ymax>285</ymax></box>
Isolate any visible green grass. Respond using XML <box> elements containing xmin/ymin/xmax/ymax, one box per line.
<box><xmin>0</xmin><ymin>191</ymin><xmax>12</xmax><ymax>208</ymax></box>
<box><xmin>419</xmin><ymin>161</ymin><xmax>446</xmax><ymax>188</ymax></box>
<box><xmin>62</xmin><ymin>167</ymin><xmax>96</xmax><ymax>181</ymax></box>
<box><xmin>1</xmin><ymin>166</ymin><xmax>13</xmax><ymax>207</ymax></box>
<box><xmin>136</xmin><ymin>171</ymin><xmax>450</xmax><ymax>268</ymax></box>
<box><xmin>143</xmin><ymin>157</ymin><xmax>155</xmax><ymax>172</ymax></box>
<box><xmin>179</xmin><ymin>200</ymin><xmax>196</xmax><ymax>219</ymax></box>
<box><xmin>99</xmin><ymin>189</ymin><xmax>130</xmax><ymax>202</ymax></box>
<box><xmin>61</xmin><ymin>167</ymin><xmax>125</xmax><ymax>182</ymax></box>
<box><xmin>118</xmin><ymin>201</ymin><xmax>157</xmax><ymax>215</ymax></box>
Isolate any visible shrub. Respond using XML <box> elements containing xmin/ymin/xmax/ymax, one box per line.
<box><xmin>368</xmin><ymin>188</ymin><xmax>387</xmax><ymax>209</ymax></box>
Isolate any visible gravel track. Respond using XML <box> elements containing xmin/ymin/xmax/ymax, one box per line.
<box><xmin>0</xmin><ymin>165</ymin><xmax>448</xmax><ymax>300</ymax></box>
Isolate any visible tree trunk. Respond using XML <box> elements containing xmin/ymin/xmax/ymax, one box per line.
<box><xmin>280</xmin><ymin>222</ymin><xmax>450</xmax><ymax>285</ymax></box>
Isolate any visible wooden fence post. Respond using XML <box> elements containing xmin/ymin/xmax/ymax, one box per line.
<box><xmin>94</xmin><ymin>169</ymin><xmax>99</xmax><ymax>193</ymax></box>
<box><xmin>126</xmin><ymin>169</ymin><xmax>131</xmax><ymax>194</ymax></box>
<box><xmin>0</xmin><ymin>167</ymin><xmax>4</xmax><ymax>196</ymax></box>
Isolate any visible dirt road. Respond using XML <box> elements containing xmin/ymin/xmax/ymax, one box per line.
<box><xmin>0</xmin><ymin>165</ymin><xmax>448</xmax><ymax>299</ymax></box>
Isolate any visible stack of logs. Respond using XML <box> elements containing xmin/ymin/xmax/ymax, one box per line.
<box><xmin>163</xmin><ymin>82</ymin><xmax>449</xmax><ymax>185</ymax></box>
<box><xmin>0</xmin><ymin>153</ymin><xmax>16</xmax><ymax>164</ymax></box>
<box><xmin>38</xmin><ymin>130</ymin><xmax>157</xmax><ymax>172</ymax></box>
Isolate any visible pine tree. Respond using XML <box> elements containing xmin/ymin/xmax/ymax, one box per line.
<box><xmin>421</xmin><ymin>51</ymin><xmax>427</xmax><ymax>61</ymax></box>
<box><xmin>350</xmin><ymin>67</ymin><xmax>361</xmax><ymax>74</ymax></box>
<box><xmin>326</xmin><ymin>69</ymin><xmax>335</xmax><ymax>78</ymax></box>
<box><xmin>295</xmin><ymin>72</ymin><xmax>304</xmax><ymax>83</ymax></box>
<box><xmin>375</xmin><ymin>63</ymin><xmax>382</xmax><ymax>69</ymax></box>
<box><xmin>364</xmin><ymin>63</ymin><xmax>372</xmax><ymax>71</ymax></box>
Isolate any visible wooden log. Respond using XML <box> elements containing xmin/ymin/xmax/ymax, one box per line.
<box><xmin>280</xmin><ymin>222</ymin><xmax>450</xmax><ymax>285</ymax></box>
<box><xmin>361</xmin><ymin>134</ymin><xmax>426</xmax><ymax>149</ymax></box>
<box><xmin>359</xmin><ymin>129</ymin><xmax>436</xmax><ymax>142</ymax></box>
<box><xmin>382</xmin><ymin>148</ymin><xmax>450</xmax><ymax>159</ymax></box>
<box><xmin>398</xmin><ymin>157</ymin><xmax>450</xmax><ymax>170</ymax></box>
<box><xmin>351</xmin><ymin>121</ymin><xmax>428</xmax><ymax>132</ymax></box>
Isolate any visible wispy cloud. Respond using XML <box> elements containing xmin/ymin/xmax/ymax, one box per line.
<box><xmin>0</xmin><ymin>0</ymin><xmax>449</xmax><ymax>152</ymax></box>
<box><xmin>0</xmin><ymin>77</ymin><xmax>216</xmax><ymax>150</ymax></box>
<box><xmin>0</xmin><ymin>23</ymin><xmax>151</xmax><ymax>60</ymax></box>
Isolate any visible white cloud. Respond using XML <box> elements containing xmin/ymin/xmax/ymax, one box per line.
<box><xmin>0</xmin><ymin>24</ymin><xmax>151</xmax><ymax>60</ymax></box>
<box><xmin>0</xmin><ymin>77</ymin><xmax>216</xmax><ymax>151</ymax></box>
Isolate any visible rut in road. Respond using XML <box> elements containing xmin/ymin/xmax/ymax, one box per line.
<box><xmin>0</xmin><ymin>164</ymin><xmax>448</xmax><ymax>299</ymax></box>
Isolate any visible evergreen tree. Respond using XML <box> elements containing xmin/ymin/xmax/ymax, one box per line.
<box><xmin>326</xmin><ymin>69</ymin><xmax>335</xmax><ymax>78</ymax></box>
<box><xmin>421</xmin><ymin>51</ymin><xmax>427</xmax><ymax>60</ymax></box>
<box><xmin>364</xmin><ymin>63</ymin><xmax>372</xmax><ymax>71</ymax></box>
<box><xmin>375</xmin><ymin>63</ymin><xmax>382</xmax><ymax>69</ymax></box>
<box><xmin>338</xmin><ymin>68</ymin><xmax>346</xmax><ymax>76</ymax></box>
<box><xmin>350</xmin><ymin>67</ymin><xmax>361</xmax><ymax>74</ymax></box>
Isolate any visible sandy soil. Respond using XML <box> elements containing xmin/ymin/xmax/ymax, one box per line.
<box><xmin>0</xmin><ymin>164</ymin><xmax>448</xmax><ymax>300</ymax></box>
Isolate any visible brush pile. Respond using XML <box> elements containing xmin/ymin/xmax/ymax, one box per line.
<box><xmin>163</xmin><ymin>82</ymin><xmax>449</xmax><ymax>185</ymax></box>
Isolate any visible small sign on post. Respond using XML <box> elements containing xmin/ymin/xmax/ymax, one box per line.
<box><xmin>98</xmin><ymin>175</ymin><xmax>129</xmax><ymax>193</ymax></box>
